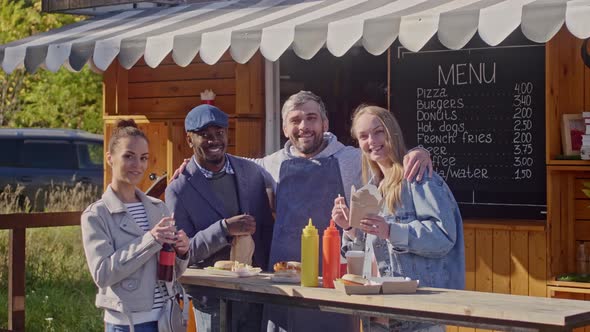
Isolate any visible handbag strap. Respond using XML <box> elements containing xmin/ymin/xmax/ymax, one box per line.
<box><xmin>158</xmin><ymin>280</ymin><xmax>189</xmax><ymax>323</ymax></box>
<box><xmin>176</xmin><ymin>281</ymin><xmax>189</xmax><ymax>323</ymax></box>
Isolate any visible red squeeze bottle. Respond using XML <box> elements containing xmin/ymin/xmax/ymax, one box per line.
<box><xmin>158</xmin><ymin>243</ymin><xmax>175</xmax><ymax>282</ymax></box>
<box><xmin>322</xmin><ymin>220</ymin><xmax>341</xmax><ymax>288</ymax></box>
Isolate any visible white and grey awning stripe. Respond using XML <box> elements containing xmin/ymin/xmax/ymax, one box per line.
<box><xmin>1</xmin><ymin>0</ymin><xmax>589</xmax><ymax>73</ymax></box>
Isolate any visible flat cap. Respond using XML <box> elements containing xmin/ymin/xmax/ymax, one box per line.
<box><xmin>185</xmin><ymin>104</ymin><xmax>229</xmax><ymax>132</ymax></box>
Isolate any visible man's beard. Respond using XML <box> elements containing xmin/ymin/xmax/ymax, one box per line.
<box><xmin>292</xmin><ymin>133</ymin><xmax>324</xmax><ymax>156</ymax></box>
<box><xmin>199</xmin><ymin>145</ymin><xmax>226</xmax><ymax>167</ymax></box>
<box><xmin>206</xmin><ymin>156</ymin><xmax>225</xmax><ymax>165</ymax></box>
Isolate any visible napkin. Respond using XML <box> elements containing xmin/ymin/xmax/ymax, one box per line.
<box><xmin>349</xmin><ymin>183</ymin><xmax>382</xmax><ymax>228</ymax></box>
<box><xmin>230</xmin><ymin>235</ymin><xmax>255</xmax><ymax>265</ymax></box>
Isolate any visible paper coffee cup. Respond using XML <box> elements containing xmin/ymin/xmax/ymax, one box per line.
<box><xmin>345</xmin><ymin>250</ymin><xmax>365</xmax><ymax>275</ymax></box>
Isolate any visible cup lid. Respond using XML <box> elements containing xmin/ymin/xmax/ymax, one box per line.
<box><xmin>345</xmin><ymin>250</ymin><xmax>365</xmax><ymax>258</ymax></box>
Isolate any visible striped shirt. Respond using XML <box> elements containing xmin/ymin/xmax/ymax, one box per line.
<box><xmin>103</xmin><ymin>202</ymin><xmax>168</xmax><ymax>325</ymax></box>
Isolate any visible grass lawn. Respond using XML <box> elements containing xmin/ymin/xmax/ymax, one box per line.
<box><xmin>0</xmin><ymin>226</ymin><xmax>103</xmax><ymax>331</ymax></box>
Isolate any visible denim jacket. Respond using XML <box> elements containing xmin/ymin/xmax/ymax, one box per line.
<box><xmin>343</xmin><ymin>172</ymin><xmax>465</xmax><ymax>291</ymax></box>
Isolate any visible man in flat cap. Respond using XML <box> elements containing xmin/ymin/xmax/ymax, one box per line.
<box><xmin>165</xmin><ymin>104</ymin><xmax>273</xmax><ymax>332</ymax></box>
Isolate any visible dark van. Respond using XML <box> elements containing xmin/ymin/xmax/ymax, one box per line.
<box><xmin>0</xmin><ymin>128</ymin><xmax>103</xmax><ymax>207</ymax></box>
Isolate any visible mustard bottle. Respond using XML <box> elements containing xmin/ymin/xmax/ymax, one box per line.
<box><xmin>301</xmin><ymin>218</ymin><xmax>319</xmax><ymax>287</ymax></box>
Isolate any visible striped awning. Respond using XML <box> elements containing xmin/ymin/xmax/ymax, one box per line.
<box><xmin>1</xmin><ymin>0</ymin><xmax>589</xmax><ymax>74</ymax></box>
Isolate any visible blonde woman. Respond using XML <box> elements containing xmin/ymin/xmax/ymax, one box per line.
<box><xmin>332</xmin><ymin>106</ymin><xmax>465</xmax><ymax>332</ymax></box>
<box><xmin>81</xmin><ymin>119</ymin><xmax>189</xmax><ymax>332</ymax></box>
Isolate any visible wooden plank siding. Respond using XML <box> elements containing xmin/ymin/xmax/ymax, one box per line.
<box><xmin>102</xmin><ymin>52</ymin><xmax>265</xmax><ymax>191</ymax></box>
<box><xmin>544</xmin><ymin>25</ymin><xmax>590</xmax><ymax>332</ymax></box>
<box><xmin>127</xmin><ymin>79</ymin><xmax>236</xmax><ymax>100</ymax></box>
<box><xmin>546</xmin><ymin>27</ymin><xmax>590</xmax><ymax>278</ymax></box>
<box><xmin>529</xmin><ymin>230</ymin><xmax>548</xmax><ymax>297</ymax></box>
<box><xmin>446</xmin><ymin>221</ymin><xmax>547</xmax><ymax>332</ymax></box>
<box><xmin>492</xmin><ymin>230</ymin><xmax>510</xmax><ymax>294</ymax></box>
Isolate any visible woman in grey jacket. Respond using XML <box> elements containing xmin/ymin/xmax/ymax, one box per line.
<box><xmin>81</xmin><ymin>119</ymin><xmax>190</xmax><ymax>332</ymax></box>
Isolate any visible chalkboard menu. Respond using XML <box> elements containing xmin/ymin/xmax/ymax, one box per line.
<box><xmin>391</xmin><ymin>34</ymin><xmax>546</xmax><ymax>219</ymax></box>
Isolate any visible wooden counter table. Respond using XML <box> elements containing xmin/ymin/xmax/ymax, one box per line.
<box><xmin>181</xmin><ymin>269</ymin><xmax>590</xmax><ymax>332</ymax></box>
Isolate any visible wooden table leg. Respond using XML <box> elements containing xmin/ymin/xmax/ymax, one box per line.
<box><xmin>220</xmin><ymin>298</ymin><xmax>232</xmax><ymax>332</ymax></box>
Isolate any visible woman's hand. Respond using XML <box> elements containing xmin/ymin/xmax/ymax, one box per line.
<box><xmin>331</xmin><ymin>196</ymin><xmax>350</xmax><ymax>229</ymax></box>
<box><xmin>360</xmin><ymin>214</ymin><xmax>390</xmax><ymax>240</ymax></box>
<box><xmin>173</xmin><ymin>230</ymin><xmax>190</xmax><ymax>257</ymax></box>
<box><xmin>150</xmin><ymin>217</ymin><xmax>177</xmax><ymax>245</ymax></box>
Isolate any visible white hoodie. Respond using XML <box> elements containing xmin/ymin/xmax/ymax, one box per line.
<box><xmin>252</xmin><ymin>132</ymin><xmax>362</xmax><ymax>203</ymax></box>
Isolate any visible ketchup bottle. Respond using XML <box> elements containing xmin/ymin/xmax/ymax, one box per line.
<box><xmin>301</xmin><ymin>218</ymin><xmax>319</xmax><ymax>287</ymax></box>
<box><xmin>322</xmin><ymin>220</ymin><xmax>341</xmax><ymax>288</ymax></box>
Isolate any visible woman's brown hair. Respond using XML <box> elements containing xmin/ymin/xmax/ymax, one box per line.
<box><xmin>108</xmin><ymin>119</ymin><xmax>149</xmax><ymax>154</ymax></box>
<box><xmin>351</xmin><ymin>105</ymin><xmax>407</xmax><ymax>214</ymax></box>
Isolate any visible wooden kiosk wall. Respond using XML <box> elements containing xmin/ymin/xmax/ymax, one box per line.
<box><xmin>546</xmin><ymin>28</ymin><xmax>590</xmax><ymax>307</ymax></box>
<box><xmin>101</xmin><ymin>52</ymin><xmax>265</xmax><ymax>193</ymax></box>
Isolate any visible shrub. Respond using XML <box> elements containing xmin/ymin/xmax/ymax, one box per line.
<box><xmin>0</xmin><ymin>183</ymin><xmax>99</xmax><ymax>213</ymax></box>
<box><xmin>0</xmin><ymin>184</ymin><xmax>32</xmax><ymax>214</ymax></box>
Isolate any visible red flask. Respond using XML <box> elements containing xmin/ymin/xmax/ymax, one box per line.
<box><xmin>158</xmin><ymin>243</ymin><xmax>175</xmax><ymax>282</ymax></box>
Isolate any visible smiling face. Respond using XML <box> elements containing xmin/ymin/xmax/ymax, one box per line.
<box><xmin>282</xmin><ymin>100</ymin><xmax>329</xmax><ymax>158</ymax></box>
<box><xmin>187</xmin><ymin>125</ymin><xmax>228</xmax><ymax>172</ymax></box>
<box><xmin>354</xmin><ymin>113</ymin><xmax>393</xmax><ymax>169</ymax></box>
<box><xmin>107</xmin><ymin>136</ymin><xmax>149</xmax><ymax>187</ymax></box>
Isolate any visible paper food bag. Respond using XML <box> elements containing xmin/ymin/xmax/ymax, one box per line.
<box><xmin>230</xmin><ymin>235</ymin><xmax>255</xmax><ymax>265</ymax></box>
<box><xmin>349</xmin><ymin>184</ymin><xmax>382</xmax><ymax>229</ymax></box>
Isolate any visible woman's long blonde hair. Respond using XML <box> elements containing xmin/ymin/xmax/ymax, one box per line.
<box><xmin>351</xmin><ymin>105</ymin><xmax>407</xmax><ymax>214</ymax></box>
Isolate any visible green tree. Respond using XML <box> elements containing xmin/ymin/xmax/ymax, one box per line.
<box><xmin>0</xmin><ymin>0</ymin><xmax>102</xmax><ymax>133</ymax></box>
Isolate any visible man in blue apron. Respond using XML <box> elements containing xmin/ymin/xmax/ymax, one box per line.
<box><xmin>253</xmin><ymin>91</ymin><xmax>432</xmax><ymax>332</ymax></box>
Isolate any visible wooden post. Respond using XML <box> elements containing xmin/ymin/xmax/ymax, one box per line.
<box><xmin>8</xmin><ymin>228</ymin><xmax>26</xmax><ymax>332</ymax></box>
<box><xmin>219</xmin><ymin>298</ymin><xmax>232</xmax><ymax>332</ymax></box>
<box><xmin>0</xmin><ymin>212</ymin><xmax>82</xmax><ymax>332</ymax></box>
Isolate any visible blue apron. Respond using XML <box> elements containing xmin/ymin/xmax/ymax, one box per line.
<box><xmin>265</xmin><ymin>156</ymin><xmax>358</xmax><ymax>332</ymax></box>
<box><xmin>268</xmin><ymin>156</ymin><xmax>344</xmax><ymax>269</ymax></box>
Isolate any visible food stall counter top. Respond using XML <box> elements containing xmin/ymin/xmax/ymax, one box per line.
<box><xmin>181</xmin><ymin>268</ymin><xmax>590</xmax><ymax>332</ymax></box>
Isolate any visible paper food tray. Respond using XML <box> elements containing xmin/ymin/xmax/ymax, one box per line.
<box><xmin>270</xmin><ymin>274</ymin><xmax>301</xmax><ymax>284</ymax></box>
<box><xmin>334</xmin><ymin>280</ymin><xmax>381</xmax><ymax>295</ymax></box>
<box><xmin>370</xmin><ymin>277</ymin><xmax>419</xmax><ymax>294</ymax></box>
<box><xmin>203</xmin><ymin>267</ymin><xmax>261</xmax><ymax>278</ymax></box>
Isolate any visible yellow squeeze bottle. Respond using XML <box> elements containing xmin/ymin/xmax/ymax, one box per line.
<box><xmin>301</xmin><ymin>218</ymin><xmax>319</xmax><ymax>287</ymax></box>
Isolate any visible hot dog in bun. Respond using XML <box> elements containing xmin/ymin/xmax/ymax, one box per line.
<box><xmin>270</xmin><ymin>261</ymin><xmax>301</xmax><ymax>282</ymax></box>
<box><xmin>273</xmin><ymin>261</ymin><xmax>301</xmax><ymax>273</ymax></box>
